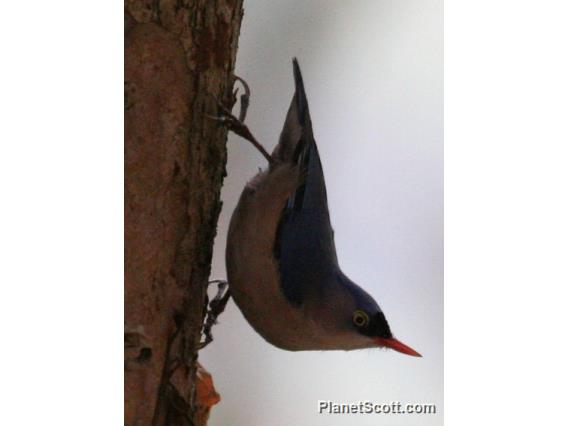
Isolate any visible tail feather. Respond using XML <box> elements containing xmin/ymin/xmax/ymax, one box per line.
<box><xmin>271</xmin><ymin>59</ymin><xmax>329</xmax><ymax>213</ymax></box>
<box><xmin>272</xmin><ymin>58</ymin><xmax>314</xmax><ymax>165</ymax></box>
<box><xmin>292</xmin><ymin>58</ymin><xmax>310</xmax><ymax>129</ymax></box>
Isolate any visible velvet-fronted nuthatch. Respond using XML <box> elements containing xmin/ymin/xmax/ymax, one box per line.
<box><xmin>218</xmin><ymin>59</ymin><xmax>420</xmax><ymax>356</ymax></box>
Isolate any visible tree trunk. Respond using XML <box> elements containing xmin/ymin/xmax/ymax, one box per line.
<box><xmin>124</xmin><ymin>1</ymin><xmax>244</xmax><ymax>425</ymax></box>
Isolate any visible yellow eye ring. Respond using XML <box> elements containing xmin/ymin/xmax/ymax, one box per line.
<box><xmin>353</xmin><ymin>310</ymin><xmax>370</xmax><ymax>327</ymax></box>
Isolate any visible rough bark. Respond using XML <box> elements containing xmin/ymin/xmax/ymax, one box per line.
<box><xmin>125</xmin><ymin>1</ymin><xmax>244</xmax><ymax>425</ymax></box>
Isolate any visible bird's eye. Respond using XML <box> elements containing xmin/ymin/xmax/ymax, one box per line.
<box><xmin>352</xmin><ymin>310</ymin><xmax>370</xmax><ymax>327</ymax></box>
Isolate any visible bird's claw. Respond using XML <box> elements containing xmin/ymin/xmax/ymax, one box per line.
<box><xmin>208</xmin><ymin>95</ymin><xmax>253</xmax><ymax>139</ymax></box>
<box><xmin>207</xmin><ymin>79</ymin><xmax>274</xmax><ymax>165</ymax></box>
<box><xmin>234</xmin><ymin>75</ymin><xmax>250</xmax><ymax>122</ymax></box>
<box><xmin>197</xmin><ymin>280</ymin><xmax>232</xmax><ymax>350</ymax></box>
<box><xmin>210</xmin><ymin>74</ymin><xmax>249</xmax><ymax>126</ymax></box>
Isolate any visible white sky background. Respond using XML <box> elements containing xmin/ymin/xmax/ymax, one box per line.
<box><xmin>201</xmin><ymin>1</ymin><xmax>443</xmax><ymax>425</ymax></box>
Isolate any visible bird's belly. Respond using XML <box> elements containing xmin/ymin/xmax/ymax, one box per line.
<box><xmin>225</xmin><ymin>166</ymin><xmax>330</xmax><ymax>350</ymax></box>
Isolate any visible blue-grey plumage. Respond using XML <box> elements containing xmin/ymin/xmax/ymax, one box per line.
<box><xmin>226</xmin><ymin>59</ymin><xmax>420</xmax><ymax>356</ymax></box>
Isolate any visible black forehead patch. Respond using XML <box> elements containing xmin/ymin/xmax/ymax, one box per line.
<box><xmin>369</xmin><ymin>311</ymin><xmax>393</xmax><ymax>339</ymax></box>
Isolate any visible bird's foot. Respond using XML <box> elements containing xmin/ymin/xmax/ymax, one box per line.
<box><xmin>207</xmin><ymin>77</ymin><xmax>274</xmax><ymax>165</ymax></box>
<box><xmin>197</xmin><ymin>280</ymin><xmax>232</xmax><ymax>350</ymax></box>
<box><xmin>233</xmin><ymin>75</ymin><xmax>250</xmax><ymax>122</ymax></box>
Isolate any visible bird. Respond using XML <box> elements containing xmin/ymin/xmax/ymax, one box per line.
<box><xmin>222</xmin><ymin>59</ymin><xmax>420</xmax><ymax>356</ymax></box>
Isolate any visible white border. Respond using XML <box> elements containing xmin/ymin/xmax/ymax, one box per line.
<box><xmin>446</xmin><ymin>1</ymin><xmax>568</xmax><ymax>424</ymax></box>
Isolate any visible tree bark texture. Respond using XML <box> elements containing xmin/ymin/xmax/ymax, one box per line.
<box><xmin>125</xmin><ymin>1</ymin><xmax>244</xmax><ymax>425</ymax></box>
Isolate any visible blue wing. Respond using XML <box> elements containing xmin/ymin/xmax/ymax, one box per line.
<box><xmin>274</xmin><ymin>59</ymin><xmax>339</xmax><ymax>306</ymax></box>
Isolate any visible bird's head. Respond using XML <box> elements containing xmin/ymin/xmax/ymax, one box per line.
<box><xmin>319</xmin><ymin>273</ymin><xmax>422</xmax><ymax>356</ymax></box>
<box><xmin>350</xmin><ymin>307</ymin><xmax>421</xmax><ymax>357</ymax></box>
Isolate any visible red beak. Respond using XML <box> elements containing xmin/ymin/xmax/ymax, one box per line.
<box><xmin>373</xmin><ymin>337</ymin><xmax>422</xmax><ymax>357</ymax></box>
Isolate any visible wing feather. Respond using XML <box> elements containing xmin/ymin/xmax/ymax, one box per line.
<box><xmin>273</xmin><ymin>59</ymin><xmax>339</xmax><ymax>305</ymax></box>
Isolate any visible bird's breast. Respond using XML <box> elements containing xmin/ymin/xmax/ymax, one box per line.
<box><xmin>227</xmin><ymin>164</ymin><xmax>333</xmax><ymax>350</ymax></box>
